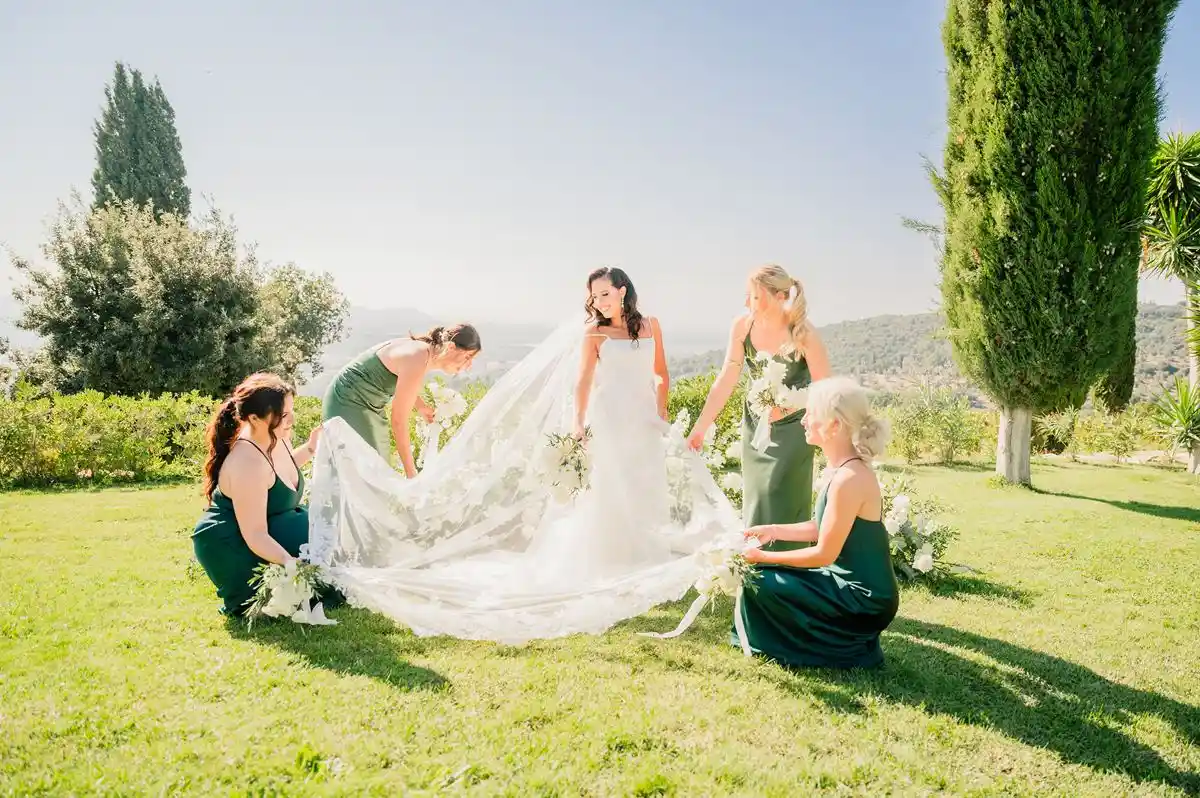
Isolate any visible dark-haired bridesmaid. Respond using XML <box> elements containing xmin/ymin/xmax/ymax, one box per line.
<box><xmin>191</xmin><ymin>373</ymin><xmax>324</xmax><ymax>616</ymax></box>
<box><xmin>321</xmin><ymin>324</ymin><xmax>481</xmax><ymax>477</ymax></box>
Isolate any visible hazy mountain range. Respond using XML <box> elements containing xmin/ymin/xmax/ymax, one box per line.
<box><xmin>1</xmin><ymin>293</ymin><xmax>1186</xmax><ymax>402</ymax></box>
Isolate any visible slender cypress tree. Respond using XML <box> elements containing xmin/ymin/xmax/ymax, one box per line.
<box><xmin>91</xmin><ymin>62</ymin><xmax>191</xmax><ymax>219</ymax></box>
<box><xmin>934</xmin><ymin>0</ymin><xmax>1175</xmax><ymax>484</ymax></box>
<box><xmin>1094</xmin><ymin>305</ymin><xmax>1136</xmax><ymax>412</ymax></box>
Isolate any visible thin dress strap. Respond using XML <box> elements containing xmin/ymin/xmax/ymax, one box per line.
<box><xmin>235</xmin><ymin>437</ymin><xmax>276</xmax><ymax>474</ymax></box>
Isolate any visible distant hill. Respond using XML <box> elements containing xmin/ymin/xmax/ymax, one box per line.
<box><xmin>670</xmin><ymin>303</ymin><xmax>1187</xmax><ymax>402</ymax></box>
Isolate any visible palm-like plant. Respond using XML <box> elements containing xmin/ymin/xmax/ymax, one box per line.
<box><xmin>1152</xmin><ymin>377</ymin><xmax>1200</xmax><ymax>465</ymax></box>
<box><xmin>1142</xmin><ymin>132</ymin><xmax>1200</xmax><ymax>360</ymax></box>
<box><xmin>1141</xmin><ymin>131</ymin><xmax>1200</xmax><ymax>471</ymax></box>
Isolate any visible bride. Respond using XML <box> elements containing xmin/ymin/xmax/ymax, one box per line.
<box><xmin>306</xmin><ymin>268</ymin><xmax>742</xmax><ymax>643</ymax></box>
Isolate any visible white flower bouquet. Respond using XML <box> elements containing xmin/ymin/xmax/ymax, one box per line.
<box><xmin>416</xmin><ymin>382</ymin><xmax>469</xmax><ymax>469</ymax></box>
<box><xmin>879</xmin><ymin>471</ymin><xmax>968</xmax><ymax>581</ymax></box>
<box><xmin>746</xmin><ymin>353</ymin><xmax>808</xmax><ymax>453</ymax></box>
<box><xmin>538</xmin><ymin>429</ymin><xmax>593</xmax><ymax>503</ymax></box>
<box><xmin>244</xmin><ymin>558</ymin><xmax>337</xmax><ymax>627</ymax></box>
<box><xmin>641</xmin><ymin>535</ymin><xmax>761</xmax><ymax>655</ymax></box>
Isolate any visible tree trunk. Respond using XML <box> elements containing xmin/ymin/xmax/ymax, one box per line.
<box><xmin>1188</xmin><ymin>286</ymin><xmax>1200</xmax><ymax>473</ymax></box>
<box><xmin>996</xmin><ymin>406</ymin><xmax>1033</xmax><ymax>485</ymax></box>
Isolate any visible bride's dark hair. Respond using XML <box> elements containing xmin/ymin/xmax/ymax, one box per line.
<box><xmin>585</xmin><ymin>267</ymin><xmax>645</xmax><ymax>343</ymax></box>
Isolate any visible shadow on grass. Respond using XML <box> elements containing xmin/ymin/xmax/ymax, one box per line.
<box><xmin>915</xmin><ymin>573</ymin><xmax>1035</xmax><ymax>605</ymax></box>
<box><xmin>1034</xmin><ymin>488</ymin><xmax>1200</xmax><ymax>524</ymax></box>
<box><xmin>771</xmin><ymin>619</ymin><xmax>1200</xmax><ymax>793</ymax></box>
<box><xmin>226</xmin><ymin>607</ymin><xmax>450</xmax><ymax>692</ymax></box>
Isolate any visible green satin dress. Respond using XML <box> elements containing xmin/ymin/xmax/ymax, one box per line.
<box><xmin>742</xmin><ymin>331</ymin><xmax>816</xmax><ymax>548</ymax></box>
<box><xmin>322</xmin><ymin>343</ymin><xmax>397</xmax><ymax>459</ymax></box>
<box><xmin>192</xmin><ymin>441</ymin><xmax>311</xmax><ymax>616</ymax></box>
<box><xmin>736</xmin><ymin>471</ymin><xmax>900</xmax><ymax>669</ymax></box>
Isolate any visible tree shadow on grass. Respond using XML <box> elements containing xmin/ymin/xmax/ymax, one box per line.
<box><xmin>914</xmin><ymin>573</ymin><xmax>1036</xmax><ymax>606</ymax></box>
<box><xmin>225</xmin><ymin>607</ymin><xmax>449</xmax><ymax>692</ymax></box>
<box><xmin>771</xmin><ymin>619</ymin><xmax>1199</xmax><ymax>793</ymax></box>
<box><xmin>1034</xmin><ymin>488</ymin><xmax>1200</xmax><ymax>524</ymax></box>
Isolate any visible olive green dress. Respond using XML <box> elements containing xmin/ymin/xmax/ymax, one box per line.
<box><xmin>737</xmin><ymin>469</ymin><xmax>900</xmax><ymax>669</ymax></box>
<box><xmin>322</xmin><ymin>344</ymin><xmax>398</xmax><ymax>459</ymax></box>
<box><xmin>742</xmin><ymin>330</ymin><xmax>816</xmax><ymax>549</ymax></box>
<box><xmin>192</xmin><ymin>442</ymin><xmax>311</xmax><ymax>616</ymax></box>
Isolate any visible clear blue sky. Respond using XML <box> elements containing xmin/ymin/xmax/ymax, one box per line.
<box><xmin>1</xmin><ymin>1</ymin><xmax>1197</xmax><ymax>339</ymax></box>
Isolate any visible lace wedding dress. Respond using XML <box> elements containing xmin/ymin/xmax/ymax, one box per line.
<box><xmin>306</xmin><ymin>320</ymin><xmax>741</xmax><ymax>643</ymax></box>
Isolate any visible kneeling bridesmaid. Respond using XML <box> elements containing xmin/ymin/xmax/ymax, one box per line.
<box><xmin>740</xmin><ymin>376</ymin><xmax>899</xmax><ymax>669</ymax></box>
<box><xmin>192</xmin><ymin>373</ymin><xmax>326</xmax><ymax>617</ymax></box>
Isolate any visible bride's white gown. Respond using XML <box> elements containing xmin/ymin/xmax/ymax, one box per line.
<box><xmin>306</xmin><ymin>321</ymin><xmax>741</xmax><ymax>643</ymax></box>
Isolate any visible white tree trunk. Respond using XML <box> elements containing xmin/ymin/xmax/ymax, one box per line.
<box><xmin>1188</xmin><ymin>287</ymin><xmax>1200</xmax><ymax>473</ymax></box>
<box><xmin>996</xmin><ymin>406</ymin><xmax>1033</xmax><ymax>485</ymax></box>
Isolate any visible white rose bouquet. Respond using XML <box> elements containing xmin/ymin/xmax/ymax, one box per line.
<box><xmin>746</xmin><ymin>353</ymin><xmax>808</xmax><ymax>453</ymax></box>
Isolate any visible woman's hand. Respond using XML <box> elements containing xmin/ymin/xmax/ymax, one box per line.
<box><xmin>306</xmin><ymin>423</ymin><xmax>323</xmax><ymax>452</ymax></box>
<box><xmin>573</xmin><ymin>422</ymin><xmax>587</xmax><ymax>441</ymax></box>
<box><xmin>744</xmin><ymin>524</ymin><xmax>775</xmax><ymax>545</ymax></box>
<box><xmin>742</xmin><ymin>544</ymin><xmax>768</xmax><ymax>564</ymax></box>
<box><xmin>686</xmin><ymin>425</ymin><xmax>708</xmax><ymax>452</ymax></box>
<box><xmin>415</xmin><ymin>397</ymin><xmax>436</xmax><ymax>424</ymax></box>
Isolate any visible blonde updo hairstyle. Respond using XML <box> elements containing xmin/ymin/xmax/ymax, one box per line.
<box><xmin>806</xmin><ymin>377</ymin><xmax>890</xmax><ymax>461</ymax></box>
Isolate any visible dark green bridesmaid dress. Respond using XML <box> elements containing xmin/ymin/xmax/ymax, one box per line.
<box><xmin>737</xmin><ymin>469</ymin><xmax>900</xmax><ymax>669</ymax></box>
<box><xmin>192</xmin><ymin>441</ymin><xmax>311</xmax><ymax>616</ymax></box>
<box><xmin>742</xmin><ymin>329</ymin><xmax>816</xmax><ymax>549</ymax></box>
<box><xmin>322</xmin><ymin>344</ymin><xmax>398</xmax><ymax>459</ymax></box>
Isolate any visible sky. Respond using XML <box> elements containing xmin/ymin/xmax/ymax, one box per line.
<box><xmin>1</xmin><ymin>1</ymin><xmax>1197</xmax><ymax>341</ymax></box>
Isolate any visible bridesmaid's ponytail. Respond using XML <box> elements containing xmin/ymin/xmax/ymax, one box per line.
<box><xmin>203</xmin><ymin>400</ymin><xmax>241</xmax><ymax>502</ymax></box>
<box><xmin>784</xmin><ymin>277</ymin><xmax>810</xmax><ymax>356</ymax></box>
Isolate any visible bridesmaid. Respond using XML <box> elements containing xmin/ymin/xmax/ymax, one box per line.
<box><xmin>192</xmin><ymin>373</ymin><xmax>327</xmax><ymax>616</ymax></box>
<box><xmin>687</xmin><ymin>265</ymin><xmax>831</xmax><ymax>542</ymax></box>
<box><xmin>321</xmin><ymin>324</ymin><xmax>481</xmax><ymax>477</ymax></box>
<box><xmin>740</xmin><ymin>376</ymin><xmax>899</xmax><ymax>668</ymax></box>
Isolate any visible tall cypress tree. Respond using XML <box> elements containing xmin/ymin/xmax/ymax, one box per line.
<box><xmin>1094</xmin><ymin>302</ymin><xmax>1136</xmax><ymax>412</ymax></box>
<box><xmin>934</xmin><ymin>0</ymin><xmax>1175</xmax><ymax>485</ymax></box>
<box><xmin>91</xmin><ymin>62</ymin><xmax>191</xmax><ymax>219</ymax></box>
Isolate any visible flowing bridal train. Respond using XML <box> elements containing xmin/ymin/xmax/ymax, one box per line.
<box><xmin>305</xmin><ymin>320</ymin><xmax>742</xmax><ymax>644</ymax></box>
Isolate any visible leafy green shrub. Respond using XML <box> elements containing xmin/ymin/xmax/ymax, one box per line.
<box><xmin>885</xmin><ymin>400</ymin><xmax>930</xmax><ymax>463</ymax></box>
<box><xmin>1036</xmin><ymin>408</ymin><xmax>1081</xmax><ymax>459</ymax></box>
<box><xmin>0</xmin><ymin>384</ymin><xmax>218</xmax><ymax>487</ymax></box>
<box><xmin>883</xmin><ymin>385</ymin><xmax>986</xmax><ymax>464</ymax></box>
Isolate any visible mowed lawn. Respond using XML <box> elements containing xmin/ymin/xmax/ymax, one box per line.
<box><xmin>2</xmin><ymin>461</ymin><xmax>1198</xmax><ymax>796</ymax></box>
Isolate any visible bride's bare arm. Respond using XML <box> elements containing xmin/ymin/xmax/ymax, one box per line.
<box><xmin>688</xmin><ymin>316</ymin><xmax>749</xmax><ymax>445</ymax></box>
<box><xmin>574</xmin><ymin>333</ymin><xmax>602</xmax><ymax>436</ymax></box>
<box><xmin>650</xmin><ymin>317</ymin><xmax>669</xmax><ymax>420</ymax></box>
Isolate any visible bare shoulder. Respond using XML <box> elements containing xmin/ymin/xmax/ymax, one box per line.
<box><xmin>731</xmin><ymin>314</ymin><xmax>752</xmax><ymax>337</ymax></box>
<box><xmin>801</xmin><ymin>321</ymin><xmax>825</xmax><ymax>345</ymax></box>
<box><xmin>582</xmin><ymin>324</ymin><xmax>606</xmax><ymax>353</ymax></box>
<box><xmin>643</xmin><ymin>316</ymin><xmax>660</xmax><ymax>337</ymax></box>
<box><xmin>221</xmin><ymin>441</ymin><xmax>274</xmax><ymax>492</ymax></box>
<box><xmin>835</xmin><ymin>460</ymin><xmax>881</xmax><ymax>505</ymax></box>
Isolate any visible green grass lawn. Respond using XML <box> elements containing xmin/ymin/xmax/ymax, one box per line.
<box><xmin>2</xmin><ymin>461</ymin><xmax>1198</xmax><ymax>796</ymax></box>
